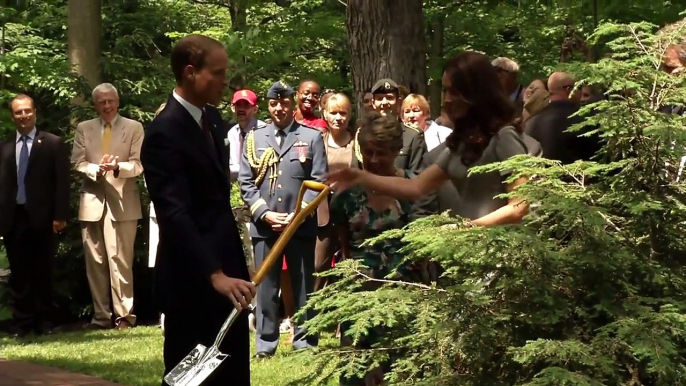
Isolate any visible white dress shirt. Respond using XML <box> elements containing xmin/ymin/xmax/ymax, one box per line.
<box><xmin>15</xmin><ymin>127</ymin><xmax>37</xmax><ymax>168</ymax></box>
<box><xmin>424</xmin><ymin>121</ymin><xmax>452</xmax><ymax>151</ymax></box>
<box><xmin>173</xmin><ymin>90</ymin><xmax>203</xmax><ymax>128</ymax></box>
<box><xmin>227</xmin><ymin>118</ymin><xmax>266</xmax><ymax>181</ymax></box>
<box><xmin>274</xmin><ymin>120</ymin><xmax>295</xmax><ymax>146</ymax></box>
<box><xmin>100</xmin><ymin>115</ymin><xmax>120</xmax><ymax>133</ymax></box>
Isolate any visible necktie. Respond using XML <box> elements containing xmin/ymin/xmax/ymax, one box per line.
<box><xmin>16</xmin><ymin>136</ymin><xmax>29</xmax><ymax>204</ymax></box>
<box><xmin>102</xmin><ymin>122</ymin><xmax>112</xmax><ymax>155</ymax></box>
<box><xmin>239</xmin><ymin>130</ymin><xmax>247</xmax><ymax>157</ymax></box>
<box><xmin>201</xmin><ymin>112</ymin><xmax>218</xmax><ymax>160</ymax></box>
<box><xmin>276</xmin><ymin>129</ymin><xmax>285</xmax><ymax>149</ymax></box>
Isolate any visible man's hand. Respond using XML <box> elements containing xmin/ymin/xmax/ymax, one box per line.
<box><xmin>211</xmin><ymin>272</ymin><xmax>256</xmax><ymax>311</ymax></box>
<box><xmin>52</xmin><ymin>220</ymin><xmax>66</xmax><ymax>233</ymax></box>
<box><xmin>99</xmin><ymin>154</ymin><xmax>120</xmax><ymax>174</ymax></box>
<box><xmin>263</xmin><ymin>211</ymin><xmax>290</xmax><ymax>232</ymax></box>
<box><xmin>271</xmin><ymin>212</ymin><xmax>294</xmax><ymax>232</ymax></box>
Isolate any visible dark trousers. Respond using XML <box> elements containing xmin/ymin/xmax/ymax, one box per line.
<box><xmin>162</xmin><ymin>308</ymin><xmax>250</xmax><ymax>386</ymax></box>
<box><xmin>314</xmin><ymin>224</ymin><xmax>336</xmax><ymax>291</ymax></box>
<box><xmin>254</xmin><ymin>236</ymin><xmax>317</xmax><ymax>354</ymax></box>
<box><xmin>3</xmin><ymin>205</ymin><xmax>55</xmax><ymax>331</ymax></box>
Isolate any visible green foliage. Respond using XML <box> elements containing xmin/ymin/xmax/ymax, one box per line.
<box><xmin>292</xmin><ymin>21</ymin><xmax>686</xmax><ymax>385</ymax></box>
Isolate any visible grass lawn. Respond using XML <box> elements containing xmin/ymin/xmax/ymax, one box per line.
<box><xmin>0</xmin><ymin>327</ymin><xmax>337</xmax><ymax>386</ymax></box>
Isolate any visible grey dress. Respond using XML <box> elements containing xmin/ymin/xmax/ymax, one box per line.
<box><xmin>435</xmin><ymin>126</ymin><xmax>529</xmax><ymax>220</ymax></box>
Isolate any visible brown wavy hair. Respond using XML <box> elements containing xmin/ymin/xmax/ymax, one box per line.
<box><xmin>443</xmin><ymin>52</ymin><xmax>518</xmax><ymax>166</ymax></box>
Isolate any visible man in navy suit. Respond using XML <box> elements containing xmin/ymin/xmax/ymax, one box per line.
<box><xmin>141</xmin><ymin>34</ymin><xmax>256</xmax><ymax>386</ymax></box>
<box><xmin>0</xmin><ymin>94</ymin><xmax>70</xmax><ymax>337</ymax></box>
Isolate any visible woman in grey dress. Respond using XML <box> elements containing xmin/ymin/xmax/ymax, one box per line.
<box><xmin>329</xmin><ymin>51</ymin><xmax>530</xmax><ymax>226</ymax></box>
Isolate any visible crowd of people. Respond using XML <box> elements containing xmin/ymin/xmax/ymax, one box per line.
<box><xmin>2</xmin><ymin>32</ymin><xmax>684</xmax><ymax>386</ymax></box>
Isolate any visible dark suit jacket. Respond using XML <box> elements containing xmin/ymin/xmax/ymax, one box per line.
<box><xmin>524</xmin><ymin>100</ymin><xmax>597</xmax><ymax>164</ymax></box>
<box><xmin>141</xmin><ymin>95</ymin><xmax>249</xmax><ymax>314</ymax></box>
<box><xmin>0</xmin><ymin>130</ymin><xmax>70</xmax><ymax>236</ymax></box>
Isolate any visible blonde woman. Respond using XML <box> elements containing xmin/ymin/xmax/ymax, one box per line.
<box><xmin>401</xmin><ymin>93</ymin><xmax>452</xmax><ymax>151</ymax></box>
<box><xmin>315</xmin><ymin>93</ymin><xmax>354</xmax><ymax>291</ymax></box>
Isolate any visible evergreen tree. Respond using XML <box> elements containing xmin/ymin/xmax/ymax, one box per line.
<box><xmin>293</xmin><ymin>20</ymin><xmax>686</xmax><ymax>386</ymax></box>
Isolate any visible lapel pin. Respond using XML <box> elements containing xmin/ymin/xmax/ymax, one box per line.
<box><xmin>37</xmin><ymin>139</ymin><xmax>42</xmax><ymax>144</ymax></box>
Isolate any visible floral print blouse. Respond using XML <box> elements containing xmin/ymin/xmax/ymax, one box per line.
<box><xmin>330</xmin><ymin>170</ymin><xmax>428</xmax><ymax>279</ymax></box>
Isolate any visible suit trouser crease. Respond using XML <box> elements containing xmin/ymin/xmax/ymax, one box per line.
<box><xmin>4</xmin><ymin>206</ymin><xmax>55</xmax><ymax>329</ymax></box>
<box><xmin>254</xmin><ymin>236</ymin><xmax>317</xmax><ymax>354</ymax></box>
<box><xmin>82</xmin><ymin>205</ymin><xmax>137</xmax><ymax>326</ymax></box>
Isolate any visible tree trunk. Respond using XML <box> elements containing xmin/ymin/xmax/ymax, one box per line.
<box><xmin>427</xmin><ymin>14</ymin><xmax>445</xmax><ymax>119</ymax></box>
<box><xmin>67</xmin><ymin>0</ymin><xmax>102</xmax><ymax>91</ymax></box>
<box><xmin>346</xmin><ymin>0</ymin><xmax>427</xmax><ymax>116</ymax></box>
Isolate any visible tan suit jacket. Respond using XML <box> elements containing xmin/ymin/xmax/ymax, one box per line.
<box><xmin>72</xmin><ymin>115</ymin><xmax>144</xmax><ymax>222</ymax></box>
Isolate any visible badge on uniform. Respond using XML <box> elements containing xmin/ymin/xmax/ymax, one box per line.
<box><xmin>294</xmin><ymin>140</ymin><xmax>308</xmax><ymax>163</ymax></box>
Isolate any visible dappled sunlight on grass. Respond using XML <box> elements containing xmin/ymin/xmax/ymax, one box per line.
<box><xmin>0</xmin><ymin>326</ymin><xmax>338</xmax><ymax>386</ymax></box>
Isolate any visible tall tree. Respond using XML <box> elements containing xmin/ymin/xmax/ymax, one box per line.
<box><xmin>67</xmin><ymin>0</ymin><xmax>102</xmax><ymax>91</ymax></box>
<box><xmin>346</xmin><ymin>0</ymin><xmax>427</xmax><ymax>114</ymax></box>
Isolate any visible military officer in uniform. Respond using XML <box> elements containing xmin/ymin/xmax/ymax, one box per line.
<box><xmin>352</xmin><ymin>78</ymin><xmax>427</xmax><ymax>174</ymax></box>
<box><xmin>239</xmin><ymin>81</ymin><xmax>327</xmax><ymax>358</ymax></box>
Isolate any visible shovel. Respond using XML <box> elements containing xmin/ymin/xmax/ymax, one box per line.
<box><xmin>164</xmin><ymin>181</ymin><xmax>331</xmax><ymax>386</ymax></box>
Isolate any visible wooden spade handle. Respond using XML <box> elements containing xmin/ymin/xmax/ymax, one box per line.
<box><xmin>251</xmin><ymin>181</ymin><xmax>330</xmax><ymax>286</ymax></box>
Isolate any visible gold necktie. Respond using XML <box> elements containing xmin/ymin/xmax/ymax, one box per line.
<box><xmin>102</xmin><ymin>122</ymin><xmax>112</xmax><ymax>154</ymax></box>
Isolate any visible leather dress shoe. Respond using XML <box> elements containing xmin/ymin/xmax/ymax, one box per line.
<box><xmin>115</xmin><ymin>319</ymin><xmax>133</xmax><ymax>330</ymax></box>
<box><xmin>252</xmin><ymin>352</ymin><xmax>273</xmax><ymax>360</ymax></box>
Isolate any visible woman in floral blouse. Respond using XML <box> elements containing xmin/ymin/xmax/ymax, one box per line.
<box><xmin>330</xmin><ymin>111</ymin><xmax>433</xmax><ymax>386</ymax></box>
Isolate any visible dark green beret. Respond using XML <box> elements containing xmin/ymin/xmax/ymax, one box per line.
<box><xmin>371</xmin><ymin>78</ymin><xmax>399</xmax><ymax>94</ymax></box>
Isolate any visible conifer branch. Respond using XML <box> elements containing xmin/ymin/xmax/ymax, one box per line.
<box><xmin>354</xmin><ymin>270</ymin><xmax>447</xmax><ymax>293</ymax></box>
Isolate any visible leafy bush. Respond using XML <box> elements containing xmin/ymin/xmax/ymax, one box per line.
<box><xmin>294</xmin><ymin>21</ymin><xmax>686</xmax><ymax>385</ymax></box>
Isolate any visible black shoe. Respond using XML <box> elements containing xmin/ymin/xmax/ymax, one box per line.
<box><xmin>34</xmin><ymin>321</ymin><xmax>54</xmax><ymax>335</ymax></box>
<box><xmin>8</xmin><ymin>325</ymin><xmax>31</xmax><ymax>339</ymax></box>
<box><xmin>252</xmin><ymin>352</ymin><xmax>273</xmax><ymax>360</ymax></box>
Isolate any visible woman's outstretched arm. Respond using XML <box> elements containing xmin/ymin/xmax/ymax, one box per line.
<box><xmin>333</xmin><ymin>164</ymin><xmax>449</xmax><ymax>201</ymax></box>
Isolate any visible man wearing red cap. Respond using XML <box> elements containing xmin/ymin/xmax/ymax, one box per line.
<box><xmin>227</xmin><ymin>89</ymin><xmax>266</xmax><ymax>182</ymax></box>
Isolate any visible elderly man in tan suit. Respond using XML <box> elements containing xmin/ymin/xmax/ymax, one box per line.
<box><xmin>71</xmin><ymin>83</ymin><xmax>144</xmax><ymax>330</ymax></box>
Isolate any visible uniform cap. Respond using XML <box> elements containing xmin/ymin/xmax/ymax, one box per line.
<box><xmin>371</xmin><ymin>78</ymin><xmax>399</xmax><ymax>94</ymax></box>
<box><xmin>267</xmin><ymin>81</ymin><xmax>295</xmax><ymax>99</ymax></box>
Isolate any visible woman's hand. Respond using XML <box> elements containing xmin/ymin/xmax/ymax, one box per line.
<box><xmin>328</xmin><ymin>167</ymin><xmax>364</xmax><ymax>194</ymax></box>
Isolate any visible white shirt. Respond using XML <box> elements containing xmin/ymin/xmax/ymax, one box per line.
<box><xmin>274</xmin><ymin>120</ymin><xmax>295</xmax><ymax>145</ymax></box>
<box><xmin>15</xmin><ymin>127</ymin><xmax>37</xmax><ymax>168</ymax></box>
<box><xmin>227</xmin><ymin>118</ymin><xmax>266</xmax><ymax>181</ymax></box>
<box><xmin>424</xmin><ymin>121</ymin><xmax>452</xmax><ymax>151</ymax></box>
<box><xmin>100</xmin><ymin>115</ymin><xmax>119</xmax><ymax>133</ymax></box>
<box><xmin>173</xmin><ymin>90</ymin><xmax>203</xmax><ymax>128</ymax></box>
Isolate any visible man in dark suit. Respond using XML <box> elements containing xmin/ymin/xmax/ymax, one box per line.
<box><xmin>140</xmin><ymin>34</ymin><xmax>256</xmax><ymax>386</ymax></box>
<box><xmin>524</xmin><ymin>72</ymin><xmax>598</xmax><ymax>164</ymax></box>
<box><xmin>0</xmin><ymin>94</ymin><xmax>70</xmax><ymax>337</ymax></box>
<box><xmin>239</xmin><ymin>81</ymin><xmax>327</xmax><ymax>358</ymax></box>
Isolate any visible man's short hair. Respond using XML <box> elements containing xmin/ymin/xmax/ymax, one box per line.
<box><xmin>171</xmin><ymin>34</ymin><xmax>225</xmax><ymax>84</ymax></box>
<box><xmin>10</xmin><ymin>94</ymin><xmax>35</xmax><ymax>110</ymax></box>
<box><xmin>92</xmin><ymin>83</ymin><xmax>119</xmax><ymax>100</ymax></box>
<box><xmin>492</xmin><ymin>57</ymin><xmax>520</xmax><ymax>73</ymax></box>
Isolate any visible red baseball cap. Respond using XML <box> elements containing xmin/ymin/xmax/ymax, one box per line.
<box><xmin>231</xmin><ymin>89</ymin><xmax>258</xmax><ymax>106</ymax></box>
